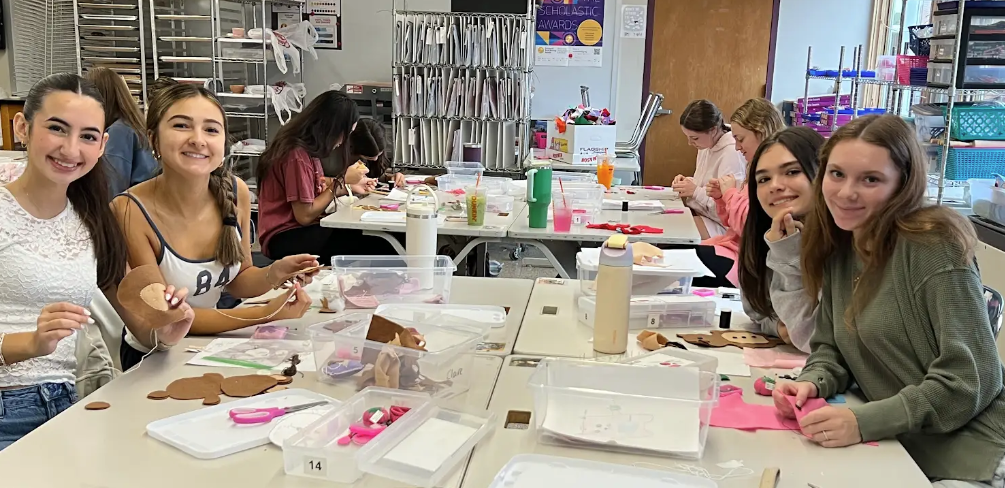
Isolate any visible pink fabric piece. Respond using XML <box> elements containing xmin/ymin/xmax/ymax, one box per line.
<box><xmin>701</xmin><ymin>186</ymin><xmax>749</xmax><ymax>287</ymax></box>
<box><xmin>743</xmin><ymin>348</ymin><xmax>809</xmax><ymax>369</ymax></box>
<box><xmin>710</xmin><ymin>389</ymin><xmax>827</xmax><ymax>432</ymax></box>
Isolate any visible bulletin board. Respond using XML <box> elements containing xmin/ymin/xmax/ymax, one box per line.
<box><xmin>306</xmin><ymin>0</ymin><xmax>343</xmax><ymax>50</ymax></box>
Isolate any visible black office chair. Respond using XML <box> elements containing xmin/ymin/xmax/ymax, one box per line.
<box><xmin>985</xmin><ymin>286</ymin><xmax>1003</xmax><ymax>338</ymax></box>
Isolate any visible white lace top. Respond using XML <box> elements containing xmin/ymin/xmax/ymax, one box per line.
<box><xmin>0</xmin><ymin>187</ymin><xmax>96</xmax><ymax>387</ymax></box>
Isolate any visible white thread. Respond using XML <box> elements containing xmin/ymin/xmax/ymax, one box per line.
<box><xmin>632</xmin><ymin>461</ymin><xmax>756</xmax><ymax>481</ymax></box>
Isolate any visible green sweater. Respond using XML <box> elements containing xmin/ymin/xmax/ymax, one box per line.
<box><xmin>798</xmin><ymin>236</ymin><xmax>1005</xmax><ymax>481</ymax></box>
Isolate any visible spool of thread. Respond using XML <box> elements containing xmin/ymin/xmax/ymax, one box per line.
<box><xmin>621</xmin><ymin>201</ymin><xmax>629</xmax><ymax>222</ymax></box>
<box><xmin>719</xmin><ymin>309</ymin><xmax>732</xmax><ymax>329</ymax></box>
<box><xmin>463</xmin><ymin>143</ymin><xmax>483</xmax><ymax>163</ymax></box>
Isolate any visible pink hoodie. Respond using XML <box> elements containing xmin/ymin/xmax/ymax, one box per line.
<box><xmin>701</xmin><ymin>186</ymin><xmax>749</xmax><ymax>286</ymax></box>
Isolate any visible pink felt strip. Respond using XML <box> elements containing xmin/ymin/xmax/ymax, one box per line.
<box><xmin>709</xmin><ymin>390</ymin><xmax>826</xmax><ymax>432</ymax></box>
<box><xmin>742</xmin><ymin>348</ymin><xmax>808</xmax><ymax>369</ymax></box>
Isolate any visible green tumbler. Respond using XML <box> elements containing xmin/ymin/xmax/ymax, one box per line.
<box><xmin>526</xmin><ymin>163</ymin><xmax>553</xmax><ymax>229</ymax></box>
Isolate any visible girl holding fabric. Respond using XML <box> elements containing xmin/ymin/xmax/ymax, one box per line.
<box><xmin>0</xmin><ymin>73</ymin><xmax>164</xmax><ymax>448</ymax></box>
<box><xmin>86</xmin><ymin>67</ymin><xmax>158</xmax><ymax>197</ymax></box>
<box><xmin>671</xmin><ymin>99</ymin><xmax>746</xmax><ymax>239</ymax></box>
<box><xmin>111</xmin><ymin>84</ymin><xmax>317</xmax><ymax>370</ymax></box>
<box><xmin>736</xmin><ymin>127</ymin><xmax>823</xmax><ymax>353</ymax></box>
<box><xmin>694</xmin><ymin>98</ymin><xmax>785</xmax><ymax>288</ymax></box>
<box><xmin>351</xmin><ymin>118</ymin><xmax>404</xmax><ymax>189</ymax></box>
<box><xmin>773</xmin><ymin>115</ymin><xmax>1005</xmax><ymax>486</ymax></box>
<box><xmin>257</xmin><ymin>90</ymin><xmax>398</xmax><ymax>263</ymax></box>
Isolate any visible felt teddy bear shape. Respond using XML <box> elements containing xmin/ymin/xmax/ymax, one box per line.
<box><xmin>677</xmin><ymin>329</ymin><xmax>785</xmax><ymax>349</ymax></box>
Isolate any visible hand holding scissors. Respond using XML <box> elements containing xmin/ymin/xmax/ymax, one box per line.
<box><xmin>229</xmin><ymin>401</ymin><xmax>329</xmax><ymax>425</ymax></box>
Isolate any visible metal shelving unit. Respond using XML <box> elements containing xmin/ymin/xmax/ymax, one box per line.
<box><xmin>391</xmin><ymin>5</ymin><xmax>535</xmax><ymax>173</ymax></box>
<box><xmin>147</xmin><ymin>1</ymin><xmax>215</xmax><ymax>92</ymax></box>
<box><xmin>73</xmin><ymin>0</ymin><xmax>150</xmax><ymax>106</ymax></box>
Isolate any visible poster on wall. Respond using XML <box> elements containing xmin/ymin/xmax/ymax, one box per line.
<box><xmin>272</xmin><ymin>4</ymin><xmax>304</xmax><ymax>30</ymax></box>
<box><xmin>535</xmin><ymin>0</ymin><xmax>605</xmax><ymax>68</ymax></box>
<box><xmin>306</xmin><ymin>0</ymin><xmax>342</xmax><ymax>50</ymax></box>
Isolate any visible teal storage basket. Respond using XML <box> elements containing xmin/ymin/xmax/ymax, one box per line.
<box><xmin>945</xmin><ymin>105</ymin><xmax>1005</xmax><ymax>141</ymax></box>
<box><xmin>935</xmin><ymin>147</ymin><xmax>1005</xmax><ymax>180</ymax></box>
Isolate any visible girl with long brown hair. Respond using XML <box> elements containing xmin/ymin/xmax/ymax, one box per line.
<box><xmin>85</xmin><ymin>67</ymin><xmax>158</xmax><ymax>196</ymax></box>
<box><xmin>773</xmin><ymin>115</ymin><xmax>1005</xmax><ymax>485</ymax></box>
<box><xmin>110</xmin><ymin>84</ymin><xmax>319</xmax><ymax>370</ymax></box>
<box><xmin>0</xmin><ymin>73</ymin><xmax>130</xmax><ymax>448</ymax></box>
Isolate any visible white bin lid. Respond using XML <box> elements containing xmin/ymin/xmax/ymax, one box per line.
<box><xmin>577</xmin><ymin>248</ymin><xmax>713</xmax><ymax>278</ymax></box>
<box><xmin>488</xmin><ymin>454</ymin><xmax>718</xmax><ymax>488</ymax></box>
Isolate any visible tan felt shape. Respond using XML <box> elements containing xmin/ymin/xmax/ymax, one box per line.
<box><xmin>637</xmin><ymin>330</ymin><xmax>669</xmax><ymax>351</ymax></box>
<box><xmin>85</xmin><ymin>401</ymin><xmax>110</xmax><ymax>411</ymax></box>
<box><xmin>202</xmin><ymin>395</ymin><xmax>221</xmax><ymax>406</ymax></box>
<box><xmin>266</xmin><ymin>385</ymin><xmax>289</xmax><ymax>393</ymax></box>
<box><xmin>147</xmin><ymin>390</ymin><xmax>170</xmax><ymax>400</ymax></box>
<box><xmin>165</xmin><ymin>374</ymin><xmax>224</xmax><ymax>401</ymax></box>
<box><xmin>368</xmin><ymin>315</ymin><xmax>425</xmax><ymax>351</ymax></box>
<box><xmin>220</xmin><ymin>375</ymin><xmax>278</xmax><ymax>398</ymax></box>
<box><xmin>118</xmin><ymin>265</ymin><xmax>185</xmax><ymax>329</ymax></box>
<box><xmin>632</xmin><ymin>242</ymin><xmax>664</xmax><ymax>266</ymax></box>
<box><xmin>272</xmin><ymin>375</ymin><xmax>293</xmax><ymax>385</ymax></box>
<box><xmin>677</xmin><ymin>329</ymin><xmax>786</xmax><ymax>349</ymax></box>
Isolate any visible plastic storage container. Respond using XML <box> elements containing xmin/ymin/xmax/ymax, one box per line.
<box><xmin>948</xmin><ymin>104</ymin><xmax>1005</xmax><ymax>140</ymax></box>
<box><xmin>375</xmin><ymin>303</ymin><xmax>506</xmax><ymax>331</ymax></box>
<box><xmin>577</xmin><ymin>295</ymin><xmax>715</xmax><ymax>330</ymax></box>
<box><xmin>332</xmin><ymin>255</ymin><xmax>456</xmax><ymax>309</ymax></box>
<box><xmin>552</xmin><ymin>171</ymin><xmax>598</xmax><ymax>183</ymax></box>
<box><xmin>576</xmin><ymin>248</ymin><xmax>711</xmax><ymax>296</ymax></box>
<box><xmin>928</xmin><ymin>61</ymin><xmax>954</xmax><ymax>84</ymax></box>
<box><xmin>444</xmin><ymin>161</ymin><xmax>485</xmax><ymax>177</ymax></box>
<box><xmin>486</xmin><ymin>194</ymin><xmax>515</xmax><ymax>213</ymax></box>
<box><xmin>934</xmin><ymin>13</ymin><xmax>958</xmax><ymax>36</ymax></box>
<box><xmin>436</xmin><ymin>175</ymin><xmax>513</xmax><ymax>195</ymax></box>
<box><xmin>309</xmin><ymin>309</ymin><xmax>485</xmax><ymax>397</ymax></box>
<box><xmin>552</xmin><ymin>183</ymin><xmax>604</xmax><ymax>225</ymax></box>
<box><xmin>971</xmin><ymin>14</ymin><xmax>1005</xmax><ymax>35</ymax></box>
<box><xmin>968</xmin><ymin>40</ymin><xmax>1005</xmax><ymax>60</ymax></box>
<box><xmin>528</xmin><ymin>358</ymin><xmax>720</xmax><ymax>459</ymax></box>
<box><xmin>930</xmin><ymin>38</ymin><xmax>957</xmax><ymax>61</ymax></box>
<box><xmin>620</xmin><ymin>348</ymin><xmax>719</xmax><ymax>374</ymax></box>
<box><xmin>936</xmin><ymin>146</ymin><xmax>1005</xmax><ymax>179</ymax></box>
<box><xmin>355</xmin><ymin>397</ymin><xmax>496</xmax><ymax>487</ymax></box>
<box><xmin>282</xmin><ymin>387</ymin><xmax>431</xmax><ymax>484</ymax></box>
<box><xmin>488</xmin><ymin>454</ymin><xmax>717</xmax><ymax>488</ymax></box>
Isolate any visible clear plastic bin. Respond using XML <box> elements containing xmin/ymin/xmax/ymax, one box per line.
<box><xmin>928</xmin><ymin>61</ymin><xmax>953</xmax><ymax>84</ymax></box>
<box><xmin>356</xmin><ymin>398</ymin><xmax>496</xmax><ymax>488</ymax></box>
<box><xmin>577</xmin><ymin>295</ymin><xmax>715</xmax><ymax>329</ymax></box>
<box><xmin>528</xmin><ymin>358</ymin><xmax>720</xmax><ymax>459</ymax></box>
<box><xmin>308</xmin><ymin>311</ymin><xmax>483</xmax><ymax>397</ymax></box>
<box><xmin>968</xmin><ymin>40</ymin><xmax>1005</xmax><ymax>60</ymax></box>
<box><xmin>576</xmin><ymin>251</ymin><xmax>702</xmax><ymax>296</ymax></box>
<box><xmin>436</xmin><ymin>175</ymin><xmax>512</xmax><ymax>195</ymax></box>
<box><xmin>282</xmin><ymin>387</ymin><xmax>431</xmax><ymax>484</ymax></box>
<box><xmin>553</xmin><ymin>183</ymin><xmax>604</xmax><ymax>225</ymax></box>
<box><xmin>488</xmin><ymin>454</ymin><xmax>717</xmax><ymax>488</ymax></box>
<box><xmin>620</xmin><ymin>348</ymin><xmax>720</xmax><ymax>374</ymax></box>
<box><xmin>971</xmin><ymin>15</ymin><xmax>1005</xmax><ymax>36</ymax></box>
<box><xmin>966</xmin><ymin>65</ymin><xmax>1005</xmax><ymax>84</ymax></box>
<box><xmin>332</xmin><ymin>255</ymin><xmax>456</xmax><ymax>309</ymax></box>
<box><xmin>552</xmin><ymin>171</ymin><xmax>598</xmax><ymax>183</ymax></box>
<box><xmin>375</xmin><ymin>303</ymin><xmax>505</xmax><ymax>331</ymax></box>
<box><xmin>930</xmin><ymin>38</ymin><xmax>956</xmax><ymax>61</ymax></box>
<box><xmin>486</xmin><ymin>194</ymin><xmax>515</xmax><ymax>213</ymax></box>
<box><xmin>444</xmin><ymin>161</ymin><xmax>485</xmax><ymax>177</ymax></box>
<box><xmin>934</xmin><ymin>13</ymin><xmax>958</xmax><ymax>37</ymax></box>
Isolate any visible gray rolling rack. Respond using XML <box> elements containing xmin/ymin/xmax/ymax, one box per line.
<box><xmin>391</xmin><ymin>5</ymin><xmax>535</xmax><ymax>173</ymax></box>
<box><xmin>74</xmin><ymin>0</ymin><xmax>150</xmax><ymax>106</ymax></box>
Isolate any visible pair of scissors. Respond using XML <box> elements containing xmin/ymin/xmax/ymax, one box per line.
<box><xmin>651</xmin><ymin>208</ymin><xmax>685</xmax><ymax>215</ymax></box>
<box><xmin>229</xmin><ymin>401</ymin><xmax>329</xmax><ymax>425</ymax></box>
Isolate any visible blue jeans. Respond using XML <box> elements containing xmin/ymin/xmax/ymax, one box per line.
<box><xmin>0</xmin><ymin>383</ymin><xmax>77</xmax><ymax>451</ymax></box>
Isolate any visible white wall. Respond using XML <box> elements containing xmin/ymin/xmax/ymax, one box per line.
<box><xmin>300</xmin><ymin>0</ymin><xmax>648</xmax><ymax>142</ymax></box>
<box><xmin>769</xmin><ymin>0</ymin><xmax>873</xmax><ymax>103</ymax></box>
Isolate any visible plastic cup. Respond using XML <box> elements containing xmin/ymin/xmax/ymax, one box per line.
<box><xmin>466</xmin><ymin>186</ymin><xmax>487</xmax><ymax>226</ymax></box>
<box><xmin>597</xmin><ymin>159</ymin><xmax>614</xmax><ymax>190</ymax></box>
<box><xmin>553</xmin><ymin>203</ymin><xmax>573</xmax><ymax>233</ymax></box>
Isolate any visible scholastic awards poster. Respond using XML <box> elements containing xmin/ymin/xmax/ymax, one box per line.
<box><xmin>535</xmin><ymin>0</ymin><xmax>605</xmax><ymax>67</ymax></box>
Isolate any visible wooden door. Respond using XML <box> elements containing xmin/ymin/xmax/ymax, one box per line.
<box><xmin>643</xmin><ymin>0</ymin><xmax>775</xmax><ymax>185</ymax></box>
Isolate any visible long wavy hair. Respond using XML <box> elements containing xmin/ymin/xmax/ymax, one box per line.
<box><xmin>256</xmin><ymin>90</ymin><xmax>360</xmax><ymax>191</ymax></box>
<box><xmin>738</xmin><ymin>127</ymin><xmax>824</xmax><ymax>318</ymax></box>
<box><xmin>85</xmin><ymin>67</ymin><xmax>149</xmax><ymax>148</ymax></box>
<box><xmin>800</xmin><ymin>114</ymin><xmax>977</xmax><ymax>326</ymax></box>
<box><xmin>730</xmin><ymin>98</ymin><xmax>784</xmax><ymax>147</ymax></box>
<box><xmin>144</xmin><ymin>84</ymin><xmax>242</xmax><ymax>267</ymax></box>
<box><xmin>349</xmin><ymin>118</ymin><xmax>389</xmax><ymax>178</ymax></box>
<box><xmin>21</xmin><ymin>73</ymin><xmax>127</xmax><ymax>289</ymax></box>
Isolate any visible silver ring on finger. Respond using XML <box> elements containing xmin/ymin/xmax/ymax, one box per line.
<box><xmin>823</xmin><ymin>430</ymin><xmax>830</xmax><ymax>441</ymax></box>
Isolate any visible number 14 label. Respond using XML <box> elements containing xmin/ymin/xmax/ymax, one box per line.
<box><xmin>305</xmin><ymin>457</ymin><xmax>327</xmax><ymax>477</ymax></box>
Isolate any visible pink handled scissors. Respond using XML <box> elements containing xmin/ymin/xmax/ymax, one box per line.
<box><xmin>229</xmin><ymin>401</ymin><xmax>330</xmax><ymax>425</ymax></box>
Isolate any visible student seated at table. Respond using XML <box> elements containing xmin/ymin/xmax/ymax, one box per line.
<box><xmin>671</xmin><ymin>99</ymin><xmax>746</xmax><ymax>239</ymax></box>
<box><xmin>694</xmin><ymin>98</ymin><xmax>785</xmax><ymax>288</ymax></box>
<box><xmin>86</xmin><ymin>67</ymin><xmax>158</xmax><ymax>197</ymax></box>
<box><xmin>735</xmin><ymin>126</ymin><xmax>823</xmax><ymax>353</ymax></box>
<box><xmin>257</xmin><ymin>90</ymin><xmax>399</xmax><ymax>264</ymax></box>
<box><xmin>110</xmin><ymin>84</ymin><xmax>317</xmax><ymax>370</ymax></box>
<box><xmin>346</xmin><ymin>118</ymin><xmax>404</xmax><ymax>190</ymax></box>
<box><xmin>773</xmin><ymin>114</ymin><xmax>1005</xmax><ymax>486</ymax></box>
<box><xmin>0</xmin><ymin>73</ymin><xmax>156</xmax><ymax>449</ymax></box>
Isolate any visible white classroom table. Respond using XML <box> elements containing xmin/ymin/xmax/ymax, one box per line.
<box><xmin>319</xmin><ymin>192</ymin><xmax>525</xmax><ymax>267</ymax></box>
<box><xmin>458</xmin><ymin>355</ymin><xmax>930</xmax><ymax>488</ymax></box>
<box><xmin>513</xmin><ymin>278</ymin><xmax>749</xmax><ymax>359</ymax></box>
<box><xmin>0</xmin><ymin>338</ymin><xmax>503</xmax><ymax>488</ymax></box>
<box><xmin>234</xmin><ymin>275</ymin><xmax>534</xmax><ymax>357</ymax></box>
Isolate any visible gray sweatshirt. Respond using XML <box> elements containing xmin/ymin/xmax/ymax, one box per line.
<box><xmin>740</xmin><ymin>231</ymin><xmax>818</xmax><ymax>353</ymax></box>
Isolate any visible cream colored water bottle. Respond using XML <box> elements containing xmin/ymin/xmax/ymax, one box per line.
<box><xmin>593</xmin><ymin>235</ymin><xmax>633</xmax><ymax>354</ymax></box>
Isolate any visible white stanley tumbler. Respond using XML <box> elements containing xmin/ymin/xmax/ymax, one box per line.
<box><xmin>405</xmin><ymin>185</ymin><xmax>439</xmax><ymax>287</ymax></box>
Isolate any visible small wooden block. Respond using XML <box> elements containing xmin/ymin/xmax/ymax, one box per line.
<box><xmin>85</xmin><ymin>401</ymin><xmax>110</xmax><ymax>411</ymax></box>
<box><xmin>147</xmin><ymin>390</ymin><xmax>170</xmax><ymax>400</ymax></box>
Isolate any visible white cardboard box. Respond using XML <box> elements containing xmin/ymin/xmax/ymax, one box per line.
<box><xmin>547</xmin><ymin>121</ymin><xmax>616</xmax><ymax>165</ymax></box>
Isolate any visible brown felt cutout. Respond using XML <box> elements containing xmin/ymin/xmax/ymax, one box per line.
<box><xmin>165</xmin><ymin>374</ymin><xmax>224</xmax><ymax>401</ymax></box>
<box><xmin>637</xmin><ymin>330</ymin><xmax>669</xmax><ymax>351</ymax></box>
<box><xmin>117</xmin><ymin>265</ymin><xmax>185</xmax><ymax>328</ymax></box>
<box><xmin>677</xmin><ymin>330</ymin><xmax>785</xmax><ymax>349</ymax></box>
<box><xmin>220</xmin><ymin>375</ymin><xmax>278</xmax><ymax>398</ymax></box>
<box><xmin>147</xmin><ymin>390</ymin><xmax>170</xmax><ymax>400</ymax></box>
<box><xmin>319</xmin><ymin>298</ymin><xmax>339</xmax><ymax>313</ymax></box>
<box><xmin>202</xmin><ymin>395</ymin><xmax>221</xmax><ymax>406</ymax></box>
<box><xmin>85</xmin><ymin>401</ymin><xmax>110</xmax><ymax>410</ymax></box>
<box><xmin>374</xmin><ymin>337</ymin><xmax>402</xmax><ymax>389</ymax></box>
<box><xmin>267</xmin><ymin>385</ymin><xmax>289</xmax><ymax>393</ymax></box>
